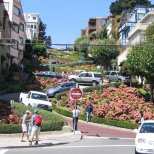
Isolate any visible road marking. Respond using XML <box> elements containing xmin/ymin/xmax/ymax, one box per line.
<box><xmin>42</xmin><ymin>144</ymin><xmax>135</xmax><ymax>149</ymax></box>
<box><xmin>0</xmin><ymin>149</ymin><xmax>8</xmax><ymax>154</ymax></box>
<box><xmin>83</xmin><ymin>136</ymin><xmax>135</xmax><ymax>140</ymax></box>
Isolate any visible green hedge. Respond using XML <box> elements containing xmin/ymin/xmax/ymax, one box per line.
<box><xmin>0</xmin><ymin>103</ymin><xmax>67</xmax><ymax>134</ymax></box>
<box><xmin>55</xmin><ymin>107</ymin><xmax>138</xmax><ymax>129</ymax></box>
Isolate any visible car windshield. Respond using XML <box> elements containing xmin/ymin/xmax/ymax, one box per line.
<box><xmin>140</xmin><ymin>123</ymin><xmax>154</xmax><ymax>133</ymax></box>
<box><xmin>31</xmin><ymin>93</ymin><xmax>48</xmax><ymax>101</ymax></box>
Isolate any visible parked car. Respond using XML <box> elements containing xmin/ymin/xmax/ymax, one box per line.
<box><xmin>42</xmin><ymin>61</ymin><xmax>59</xmax><ymax>66</ymax></box>
<box><xmin>135</xmin><ymin>120</ymin><xmax>154</xmax><ymax>154</ymax></box>
<box><xmin>19</xmin><ymin>91</ymin><xmax>52</xmax><ymax>111</ymax></box>
<box><xmin>45</xmin><ymin>81</ymin><xmax>76</xmax><ymax>97</ymax></box>
<box><xmin>68</xmin><ymin>71</ymin><xmax>103</xmax><ymax>86</ymax></box>
<box><xmin>34</xmin><ymin>71</ymin><xmax>63</xmax><ymax>79</ymax></box>
<box><xmin>106</xmin><ymin>71</ymin><xmax>127</xmax><ymax>82</ymax></box>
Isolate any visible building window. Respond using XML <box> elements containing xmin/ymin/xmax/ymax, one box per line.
<box><xmin>34</xmin><ymin>25</ymin><xmax>36</xmax><ymax>29</ymax></box>
<box><xmin>13</xmin><ymin>5</ymin><xmax>20</xmax><ymax>17</ymax></box>
<box><xmin>33</xmin><ymin>17</ymin><xmax>36</xmax><ymax>20</ymax></box>
<box><xmin>4</xmin><ymin>2</ymin><xmax>9</xmax><ymax>11</ymax></box>
<box><xmin>19</xmin><ymin>37</ymin><xmax>24</xmax><ymax>45</ymax></box>
<box><xmin>12</xmin><ymin>39</ymin><xmax>18</xmax><ymax>49</ymax></box>
<box><xmin>19</xmin><ymin>23</ymin><xmax>24</xmax><ymax>31</ymax></box>
<box><xmin>31</xmin><ymin>25</ymin><xmax>33</xmax><ymax>28</ymax></box>
<box><xmin>12</xmin><ymin>22</ymin><xmax>19</xmax><ymax>33</ymax></box>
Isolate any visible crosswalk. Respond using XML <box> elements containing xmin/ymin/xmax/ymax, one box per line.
<box><xmin>0</xmin><ymin>149</ymin><xmax>8</xmax><ymax>154</ymax></box>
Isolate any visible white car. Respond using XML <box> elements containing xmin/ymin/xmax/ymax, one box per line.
<box><xmin>19</xmin><ymin>91</ymin><xmax>52</xmax><ymax>111</ymax></box>
<box><xmin>135</xmin><ymin>120</ymin><xmax>154</xmax><ymax>154</ymax></box>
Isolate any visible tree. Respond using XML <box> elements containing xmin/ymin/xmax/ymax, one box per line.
<box><xmin>89</xmin><ymin>29</ymin><xmax>107</xmax><ymax>40</ymax></box>
<box><xmin>38</xmin><ymin>20</ymin><xmax>47</xmax><ymax>41</ymax></box>
<box><xmin>88</xmin><ymin>39</ymin><xmax>119</xmax><ymax>67</ymax></box>
<box><xmin>24</xmin><ymin>39</ymin><xmax>33</xmax><ymax>60</ymax></box>
<box><xmin>110</xmin><ymin>0</ymin><xmax>152</xmax><ymax>16</ymax></box>
<box><xmin>126</xmin><ymin>41</ymin><xmax>154</xmax><ymax>102</ymax></box>
<box><xmin>32</xmin><ymin>44</ymin><xmax>47</xmax><ymax>57</ymax></box>
<box><xmin>38</xmin><ymin>20</ymin><xmax>52</xmax><ymax>48</ymax></box>
<box><xmin>145</xmin><ymin>22</ymin><xmax>154</xmax><ymax>42</ymax></box>
<box><xmin>74</xmin><ymin>36</ymin><xmax>90</xmax><ymax>58</ymax></box>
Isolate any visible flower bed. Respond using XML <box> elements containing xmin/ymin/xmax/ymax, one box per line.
<box><xmin>59</xmin><ymin>84</ymin><xmax>154</xmax><ymax>123</ymax></box>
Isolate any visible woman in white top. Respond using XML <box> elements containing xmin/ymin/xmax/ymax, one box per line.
<box><xmin>72</xmin><ymin>106</ymin><xmax>80</xmax><ymax>130</ymax></box>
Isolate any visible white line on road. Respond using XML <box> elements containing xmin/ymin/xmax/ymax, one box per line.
<box><xmin>0</xmin><ymin>149</ymin><xmax>8</xmax><ymax>154</ymax></box>
<box><xmin>83</xmin><ymin>136</ymin><xmax>135</xmax><ymax>140</ymax></box>
<box><xmin>42</xmin><ymin>145</ymin><xmax>135</xmax><ymax>149</ymax></box>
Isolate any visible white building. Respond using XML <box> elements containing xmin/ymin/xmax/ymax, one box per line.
<box><xmin>3</xmin><ymin>0</ymin><xmax>26</xmax><ymax>64</ymax></box>
<box><xmin>117</xmin><ymin>7</ymin><xmax>154</xmax><ymax>66</ymax></box>
<box><xmin>24</xmin><ymin>13</ymin><xmax>40</xmax><ymax>40</ymax></box>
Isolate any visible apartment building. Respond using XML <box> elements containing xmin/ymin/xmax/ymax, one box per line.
<box><xmin>117</xmin><ymin>6</ymin><xmax>154</xmax><ymax>66</ymax></box>
<box><xmin>24</xmin><ymin>13</ymin><xmax>40</xmax><ymax>40</ymax></box>
<box><xmin>81</xmin><ymin>17</ymin><xmax>107</xmax><ymax>37</ymax></box>
<box><xmin>3</xmin><ymin>0</ymin><xmax>26</xmax><ymax>64</ymax></box>
<box><xmin>0</xmin><ymin>0</ymin><xmax>11</xmax><ymax>74</ymax></box>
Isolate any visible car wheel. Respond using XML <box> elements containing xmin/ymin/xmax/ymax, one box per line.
<box><xmin>117</xmin><ymin>79</ymin><xmax>121</xmax><ymax>82</ymax></box>
<box><xmin>135</xmin><ymin>150</ymin><xmax>139</xmax><ymax>154</ymax></box>
<box><xmin>20</xmin><ymin>98</ymin><xmax>22</xmax><ymax>102</ymax></box>
<box><xmin>54</xmin><ymin>92</ymin><xmax>59</xmax><ymax>97</ymax></box>
<box><xmin>107</xmin><ymin>78</ymin><xmax>110</xmax><ymax>83</ymax></box>
<box><xmin>92</xmin><ymin>81</ymin><xmax>97</xmax><ymax>86</ymax></box>
<box><xmin>70</xmin><ymin>79</ymin><xmax>76</xmax><ymax>82</ymax></box>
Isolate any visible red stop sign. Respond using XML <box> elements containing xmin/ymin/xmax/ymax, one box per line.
<box><xmin>70</xmin><ymin>88</ymin><xmax>82</xmax><ymax>100</ymax></box>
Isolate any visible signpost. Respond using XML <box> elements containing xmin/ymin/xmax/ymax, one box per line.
<box><xmin>70</xmin><ymin>88</ymin><xmax>82</xmax><ymax>100</ymax></box>
<box><xmin>69</xmin><ymin>88</ymin><xmax>82</xmax><ymax>134</ymax></box>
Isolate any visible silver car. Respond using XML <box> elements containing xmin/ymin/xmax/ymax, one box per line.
<box><xmin>68</xmin><ymin>71</ymin><xmax>103</xmax><ymax>86</ymax></box>
<box><xmin>106</xmin><ymin>71</ymin><xmax>126</xmax><ymax>82</ymax></box>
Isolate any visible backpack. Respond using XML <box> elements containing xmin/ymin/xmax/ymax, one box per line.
<box><xmin>35</xmin><ymin>115</ymin><xmax>43</xmax><ymax>125</ymax></box>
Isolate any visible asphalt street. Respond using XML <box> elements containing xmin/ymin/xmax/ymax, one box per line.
<box><xmin>0</xmin><ymin>138</ymin><xmax>135</xmax><ymax>154</ymax></box>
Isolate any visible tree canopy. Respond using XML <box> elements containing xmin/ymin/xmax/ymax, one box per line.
<box><xmin>88</xmin><ymin>39</ymin><xmax>119</xmax><ymax>67</ymax></box>
<box><xmin>110</xmin><ymin>0</ymin><xmax>152</xmax><ymax>16</ymax></box>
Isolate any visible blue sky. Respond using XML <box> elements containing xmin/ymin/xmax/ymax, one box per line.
<box><xmin>21</xmin><ymin>0</ymin><xmax>154</xmax><ymax>47</ymax></box>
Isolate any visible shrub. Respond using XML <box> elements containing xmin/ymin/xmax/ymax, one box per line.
<box><xmin>55</xmin><ymin>107</ymin><xmax>138</xmax><ymax>129</ymax></box>
<box><xmin>0</xmin><ymin>103</ymin><xmax>67</xmax><ymax>134</ymax></box>
<box><xmin>139</xmin><ymin>88</ymin><xmax>150</xmax><ymax>101</ymax></box>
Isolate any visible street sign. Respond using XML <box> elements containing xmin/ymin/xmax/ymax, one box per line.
<box><xmin>70</xmin><ymin>88</ymin><xmax>82</xmax><ymax>100</ymax></box>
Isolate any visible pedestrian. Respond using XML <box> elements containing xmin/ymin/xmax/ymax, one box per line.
<box><xmin>139</xmin><ymin>111</ymin><xmax>144</xmax><ymax>125</ymax></box>
<box><xmin>86</xmin><ymin>103</ymin><xmax>93</xmax><ymax>123</ymax></box>
<box><xmin>29</xmin><ymin>109</ymin><xmax>43</xmax><ymax>145</ymax></box>
<box><xmin>28</xmin><ymin>112</ymin><xmax>33</xmax><ymax>137</ymax></box>
<box><xmin>21</xmin><ymin>110</ymin><xmax>31</xmax><ymax>142</ymax></box>
<box><xmin>72</xmin><ymin>106</ymin><xmax>80</xmax><ymax>130</ymax></box>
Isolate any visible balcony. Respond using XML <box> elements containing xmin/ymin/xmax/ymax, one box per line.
<box><xmin>128</xmin><ymin>23</ymin><xmax>148</xmax><ymax>39</ymax></box>
<box><xmin>119</xmin><ymin>22</ymin><xmax>136</xmax><ymax>32</ymax></box>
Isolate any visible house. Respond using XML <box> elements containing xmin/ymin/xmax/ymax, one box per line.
<box><xmin>0</xmin><ymin>0</ymin><xmax>11</xmax><ymax>74</ymax></box>
<box><xmin>3</xmin><ymin>0</ymin><xmax>26</xmax><ymax>64</ymax></box>
<box><xmin>24</xmin><ymin>13</ymin><xmax>40</xmax><ymax>40</ymax></box>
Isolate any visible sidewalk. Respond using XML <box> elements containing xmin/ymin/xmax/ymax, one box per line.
<box><xmin>0</xmin><ymin>128</ymin><xmax>81</xmax><ymax>149</ymax></box>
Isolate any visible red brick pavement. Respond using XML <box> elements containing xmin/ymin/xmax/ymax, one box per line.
<box><xmin>66</xmin><ymin>118</ymin><xmax>136</xmax><ymax>138</ymax></box>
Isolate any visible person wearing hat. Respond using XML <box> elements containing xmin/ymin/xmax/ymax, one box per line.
<box><xmin>29</xmin><ymin>109</ymin><xmax>42</xmax><ymax>145</ymax></box>
<box><xmin>21</xmin><ymin>110</ymin><xmax>31</xmax><ymax>142</ymax></box>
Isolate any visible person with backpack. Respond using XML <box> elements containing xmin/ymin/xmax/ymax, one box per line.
<box><xmin>29</xmin><ymin>109</ymin><xmax>43</xmax><ymax>146</ymax></box>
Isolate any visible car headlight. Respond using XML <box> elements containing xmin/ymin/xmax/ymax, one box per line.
<box><xmin>137</xmin><ymin>138</ymin><xmax>146</xmax><ymax>144</ymax></box>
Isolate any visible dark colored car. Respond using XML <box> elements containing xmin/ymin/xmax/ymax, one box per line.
<box><xmin>34</xmin><ymin>71</ymin><xmax>63</xmax><ymax>79</ymax></box>
<box><xmin>46</xmin><ymin>81</ymin><xmax>76</xmax><ymax>97</ymax></box>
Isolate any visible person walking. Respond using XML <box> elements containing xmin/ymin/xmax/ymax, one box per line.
<box><xmin>139</xmin><ymin>111</ymin><xmax>144</xmax><ymax>125</ymax></box>
<box><xmin>86</xmin><ymin>103</ymin><xmax>93</xmax><ymax>123</ymax></box>
<box><xmin>21</xmin><ymin>110</ymin><xmax>31</xmax><ymax>142</ymax></box>
<box><xmin>72</xmin><ymin>106</ymin><xmax>80</xmax><ymax>130</ymax></box>
<box><xmin>29</xmin><ymin>109</ymin><xmax>43</xmax><ymax>145</ymax></box>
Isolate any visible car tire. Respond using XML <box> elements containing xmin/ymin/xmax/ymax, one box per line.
<box><xmin>117</xmin><ymin>79</ymin><xmax>121</xmax><ymax>82</ymax></box>
<box><xmin>70</xmin><ymin>79</ymin><xmax>76</xmax><ymax>82</ymax></box>
<box><xmin>54</xmin><ymin>92</ymin><xmax>59</xmax><ymax>97</ymax></box>
<box><xmin>135</xmin><ymin>150</ymin><xmax>139</xmax><ymax>154</ymax></box>
<box><xmin>92</xmin><ymin>81</ymin><xmax>97</xmax><ymax>86</ymax></box>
